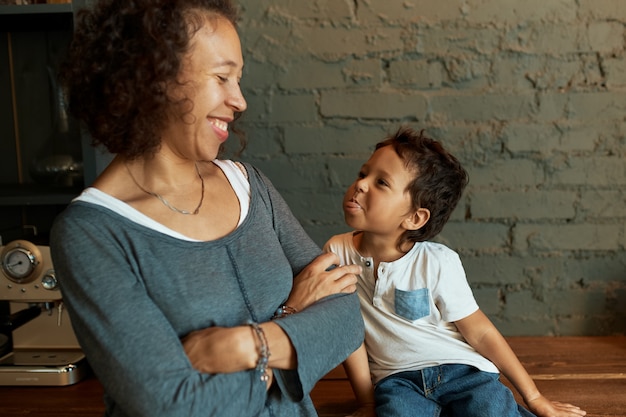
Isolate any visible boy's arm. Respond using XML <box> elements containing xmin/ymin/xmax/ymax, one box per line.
<box><xmin>455</xmin><ymin>309</ymin><xmax>586</xmax><ymax>417</ymax></box>
<box><xmin>343</xmin><ymin>343</ymin><xmax>376</xmax><ymax>416</ymax></box>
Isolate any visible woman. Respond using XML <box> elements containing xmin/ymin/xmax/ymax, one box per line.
<box><xmin>50</xmin><ymin>1</ymin><xmax>364</xmax><ymax>416</ymax></box>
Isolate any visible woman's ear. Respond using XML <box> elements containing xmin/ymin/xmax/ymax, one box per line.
<box><xmin>403</xmin><ymin>208</ymin><xmax>430</xmax><ymax>231</ymax></box>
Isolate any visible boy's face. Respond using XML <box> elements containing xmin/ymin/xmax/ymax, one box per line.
<box><xmin>343</xmin><ymin>145</ymin><xmax>416</xmax><ymax>238</ymax></box>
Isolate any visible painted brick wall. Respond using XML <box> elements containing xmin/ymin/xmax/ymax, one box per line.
<box><xmin>232</xmin><ymin>0</ymin><xmax>626</xmax><ymax>336</ymax></box>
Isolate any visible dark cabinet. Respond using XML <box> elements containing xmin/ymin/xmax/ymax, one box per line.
<box><xmin>0</xmin><ymin>1</ymin><xmax>98</xmax><ymax>244</ymax></box>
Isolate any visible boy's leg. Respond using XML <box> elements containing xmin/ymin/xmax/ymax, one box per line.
<box><xmin>374</xmin><ymin>370</ymin><xmax>441</xmax><ymax>417</ymax></box>
<box><xmin>436</xmin><ymin>364</ymin><xmax>535</xmax><ymax>417</ymax></box>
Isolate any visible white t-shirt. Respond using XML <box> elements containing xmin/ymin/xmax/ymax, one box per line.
<box><xmin>74</xmin><ymin>159</ymin><xmax>250</xmax><ymax>242</ymax></box>
<box><xmin>324</xmin><ymin>231</ymin><xmax>499</xmax><ymax>383</ymax></box>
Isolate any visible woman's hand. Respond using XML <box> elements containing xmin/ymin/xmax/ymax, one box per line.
<box><xmin>286</xmin><ymin>252</ymin><xmax>361</xmax><ymax>312</ymax></box>
<box><xmin>182</xmin><ymin>324</ymin><xmax>278</xmax><ymax>389</ymax></box>
<box><xmin>182</xmin><ymin>326</ymin><xmax>256</xmax><ymax>374</ymax></box>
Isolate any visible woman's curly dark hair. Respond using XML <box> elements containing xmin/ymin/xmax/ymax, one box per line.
<box><xmin>60</xmin><ymin>0</ymin><xmax>242</xmax><ymax>159</ymax></box>
<box><xmin>375</xmin><ymin>127</ymin><xmax>469</xmax><ymax>248</ymax></box>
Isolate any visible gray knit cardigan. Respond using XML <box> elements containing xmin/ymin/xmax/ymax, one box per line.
<box><xmin>50</xmin><ymin>163</ymin><xmax>363</xmax><ymax>417</ymax></box>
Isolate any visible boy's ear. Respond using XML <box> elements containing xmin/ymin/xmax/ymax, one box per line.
<box><xmin>403</xmin><ymin>208</ymin><xmax>430</xmax><ymax>231</ymax></box>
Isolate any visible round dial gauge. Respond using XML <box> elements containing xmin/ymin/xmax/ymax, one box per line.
<box><xmin>1</xmin><ymin>240</ymin><xmax>43</xmax><ymax>283</ymax></box>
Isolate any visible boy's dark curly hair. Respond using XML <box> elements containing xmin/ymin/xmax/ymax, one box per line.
<box><xmin>375</xmin><ymin>127</ymin><xmax>469</xmax><ymax>248</ymax></box>
<box><xmin>60</xmin><ymin>0</ymin><xmax>242</xmax><ymax>159</ymax></box>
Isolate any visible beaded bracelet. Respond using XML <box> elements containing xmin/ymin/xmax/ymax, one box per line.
<box><xmin>272</xmin><ymin>304</ymin><xmax>298</xmax><ymax>320</ymax></box>
<box><xmin>248</xmin><ymin>322</ymin><xmax>270</xmax><ymax>382</ymax></box>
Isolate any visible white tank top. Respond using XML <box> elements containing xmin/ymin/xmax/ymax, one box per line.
<box><xmin>74</xmin><ymin>159</ymin><xmax>250</xmax><ymax>242</ymax></box>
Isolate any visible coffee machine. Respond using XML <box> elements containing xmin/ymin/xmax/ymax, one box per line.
<box><xmin>0</xmin><ymin>239</ymin><xmax>88</xmax><ymax>386</ymax></box>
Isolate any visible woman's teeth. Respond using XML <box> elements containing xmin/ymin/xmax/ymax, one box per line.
<box><xmin>210</xmin><ymin>119</ymin><xmax>228</xmax><ymax>132</ymax></box>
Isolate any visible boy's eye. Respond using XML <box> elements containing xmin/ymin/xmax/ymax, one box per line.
<box><xmin>357</xmin><ymin>171</ymin><xmax>366</xmax><ymax>179</ymax></box>
<box><xmin>377</xmin><ymin>179</ymin><xmax>389</xmax><ymax>187</ymax></box>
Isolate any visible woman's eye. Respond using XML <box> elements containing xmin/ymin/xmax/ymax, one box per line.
<box><xmin>217</xmin><ymin>75</ymin><xmax>228</xmax><ymax>83</ymax></box>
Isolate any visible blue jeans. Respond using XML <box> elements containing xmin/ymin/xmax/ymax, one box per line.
<box><xmin>374</xmin><ymin>364</ymin><xmax>536</xmax><ymax>417</ymax></box>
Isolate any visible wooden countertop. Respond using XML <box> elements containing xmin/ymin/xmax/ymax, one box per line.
<box><xmin>0</xmin><ymin>375</ymin><xmax>105</xmax><ymax>417</ymax></box>
<box><xmin>1</xmin><ymin>337</ymin><xmax>625</xmax><ymax>417</ymax></box>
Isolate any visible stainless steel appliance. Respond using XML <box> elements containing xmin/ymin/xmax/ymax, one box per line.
<box><xmin>0</xmin><ymin>239</ymin><xmax>88</xmax><ymax>385</ymax></box>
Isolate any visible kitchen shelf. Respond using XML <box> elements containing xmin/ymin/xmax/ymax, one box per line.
<box><xmin>0</xmin><ymin>4</ymin><xmax>73</xmax><ymax>30</ymax></box>
<box><xmin>0</xmin><ymin>4</ymin><xmax>72</xmax><ymax>15</ymax></box>
<box><xmin>0</xmin><ymin>0</ymin><xmax>97</xmax><ymax>243</ymax></box>
<box><xmin>0</xmin><ymin>184</ymin><xmax>80</xmax><ymax>206</ymax></box>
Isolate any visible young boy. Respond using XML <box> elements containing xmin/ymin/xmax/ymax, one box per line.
<box><xmin>324</xmin><ymin>127</ymin><xmax>586</xmax><ymax>417</ymax></box>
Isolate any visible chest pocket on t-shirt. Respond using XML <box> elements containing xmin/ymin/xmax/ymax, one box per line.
<box><xmin>394</xmin><ymin>288</ymin><xmax>430</xmax><ymax>321</ymax></box>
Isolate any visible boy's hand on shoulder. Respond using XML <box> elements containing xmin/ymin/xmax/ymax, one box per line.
<box><xmin>526</xmin><ymin>394</ymin><xmax>586</xmax><ymax>417</ymax></box>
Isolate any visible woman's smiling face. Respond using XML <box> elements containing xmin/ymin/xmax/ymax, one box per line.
<box><xmin>162</xmin><ymin>14</ymin><xmax>247</xmax><ymax>162</ymax></box>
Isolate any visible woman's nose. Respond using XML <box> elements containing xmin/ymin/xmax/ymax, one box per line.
<box><xmin>227</xmin><ymin>84</ymin><xmax>247</xmax><ymax>113</ymax></box>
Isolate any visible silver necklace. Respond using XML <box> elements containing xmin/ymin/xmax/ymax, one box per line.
<box><xmin>126</xmin><ymin>162</ymin><xmax>205</xmax><ymax>215</ymax></box>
